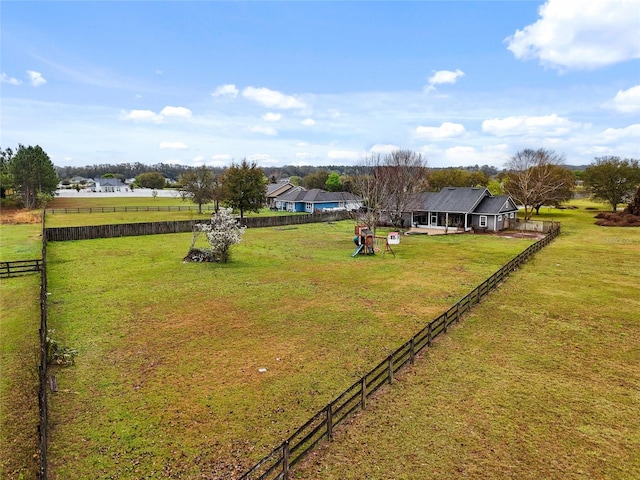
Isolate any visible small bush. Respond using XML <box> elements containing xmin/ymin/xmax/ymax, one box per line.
<box><xmin>46</xmin><ymin>330</ymin><xmax>78</xmax><ymax>366</ymax></box>
<box><xmin>183</xmin><ymin>248</ymin><xmax>219</xmax><ymax>263</ymax></box>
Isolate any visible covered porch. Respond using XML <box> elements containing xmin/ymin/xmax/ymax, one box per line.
<box><xmin>410</xmin><ymin>211</ymin><xmax>472</xmax><ymax>232</ymax></box>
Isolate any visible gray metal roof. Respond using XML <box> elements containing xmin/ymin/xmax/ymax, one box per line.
<box><xmin>409</xmin><ymin>187</ymin><xmax>490</xmax><ymax>213</ymax></box>
<box><xmin>406</xmin><ymin>187</ymin><xmax>521</xmax><ymax>215</ymax></box>
<box><xmin>276</xmin><ymin>188</ymin><xmax>360</xmax><ymax>203</ymax></box>
<box><xmin>474</xmin><ymin>195</ymin><xmax>518</xmax><ymax>214</ymax></box>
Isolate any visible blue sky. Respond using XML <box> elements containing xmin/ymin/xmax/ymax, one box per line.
<box><xmin>1</xmin><ymin>0</ymin><xmax>639</xmax><ymax>169</ymax></box>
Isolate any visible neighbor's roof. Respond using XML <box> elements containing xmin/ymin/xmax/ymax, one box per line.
<box><xmin>266</xmin><ymin>181</ymin><xmax>295</xmax><ymax>197</ymax></box>
<box><xmin>94</xmin><ymin>177</ymin><xmax>127</xmax><ymax>187</ymax></box>
<box><xmin>277</xmin><ymin>188</ymin><xmax>360</xmax><ymax>203</ymax></box>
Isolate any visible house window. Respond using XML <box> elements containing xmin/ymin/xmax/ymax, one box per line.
<box><xmin>306</xmin><ymin>202</ymin><xmax>313</xmax><ymax>211</ymax></box>
<box><xmin>479</xmin><ymin>216</ymin><xmax>487</xmax><ymax>227</ymax></box>
<box><xmin>498</xmin><ymin>214</ymin><xmax>503</xmax><ymax>221</ymax></box>
<box><xmin>510</xmin><ymin>212</ymin><xmax>515</xmax><ymax>218</ymax></box>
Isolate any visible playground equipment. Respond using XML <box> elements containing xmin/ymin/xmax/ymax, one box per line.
<box><xmin>352</xmin><ymin>225</ymin><xmax>398</xmax><ymax>257</ymax></box>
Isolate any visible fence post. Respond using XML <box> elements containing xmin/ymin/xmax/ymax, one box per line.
<box><xmin>282</xmin><ymin>440</ymin><xmax>290</xmax><ymax>479</ymax></box>
<box><xmin>326</xmin><ymin>404</ymin><xmax>333</xmax><ymax>441</ymax></box>
<box><xmin>410</xmin><ymin>337</ymin><xmax>415</xmax><ymax>365</ymax></box>
<box><xmin>361</xmin><ymin>377</ymin><xmax>367</xmax><ymax>409</ymax></box>
<box><xmin>443</xmin><ymin>312</ymin><xmax>448</xmax><ymax>333</ymax></box>
<box><xmin>427</xmin><ymin>323</ymin><xmax>432</xmax><ymax>347</ymax></box>
<box><xmin>388</xmin><ymin>356</ymin><xmax>394</xmax><ymax>384</ymax></box>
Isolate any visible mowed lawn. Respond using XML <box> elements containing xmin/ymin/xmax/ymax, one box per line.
<box><xmin>45</xmin><ymin>220</ymin><xmax>536</xmax><ymax>479</ymax></box>
<box><xmin>0</xmin><ymin>275</ymin><xmax>41</xmax><ymax>479</ymax></box>
<box><xmin>293</xmin><ymin>204</ymin><xmax>640</xmax><ymax>479</ymax></box>
<box><xmin>46</xmin><ymin>196</ymin><xmax>298</xmax><ymax>227</ymax></box>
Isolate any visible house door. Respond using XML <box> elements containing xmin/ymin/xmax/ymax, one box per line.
<box><xmin>430</xmin><ymin>213</ymin><xmax>438</xmax><ymax>226</ymax></box>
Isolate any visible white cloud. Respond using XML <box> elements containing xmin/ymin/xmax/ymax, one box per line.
<box><xmin>159</xmin><ymin>141</ymin><xmax>188</xmax><ymax>150</ymax></box>
<box><xmin>263</xmin><ymin>112</ymin><xmax>282</xmax><ymax>122</ymax></box>
<box><xmin>164</xmin><ymin>159</ymin><xmax>184</xmax><ymax>165</ymax></box>
<box><xmin>123</xmin><ymin>106</ymin><xmax>191</xmax><ymax>123</ymax></box>
<box><xmin>426</xmin><ymin>69</ymin><xmax>464</xmax><ymax>91</ymax></box>
<box><xmin>327</xmin><ymin>150</ymin><xmax>362</xmax><ymax>161</ymax></box>
<box><xmin>123</xmin><ymin>109</ymin><xmax>163</xmax><ymax>122</ymax></box>
<box><xmin>242</xmin><ymin>86</ymin><xmax>306</xmax><ymax>109</ymax></box>
<box><xmin>415</xmin><ymin>122</ymin><xmax>466</xmax><ymax>140</ymax></box>
<box><xmin>250</xmin><ymin>125</ymin><xmax>278</xmax><ymax>135</ymax></box>
<box><xmin>1</xmin><ymin>73</ymin><xmax>22</xmax><ymax>85</ymax></box>
<box><xmin>211</xmin><ymin>84</ymin><xmax>239</xmax><ymax>98</ymax></box>
<box><xmin>211</xmin><ymin>154</ymin><xmax>232</xmax><ymax>163</ymax></box>
<box><xmin>424</xmin><ymin>144</ymin><xmax>511</xmax><ymax>168</ymax></box>
<box><xmin>369</xmin><ymin>144</ymin><xmax>400</xmax><ymax>154</ymax></box>
<box><xmin>160</xmin><ymin>106</ymin><xmax>192</xmax><ymax>118</ymax></box>
<box><xmin>506</xmin><ymin>0</ymin><xmax>640</xmax><ymax>70</ymax></box>
<box><xmin>247</xmin><ymin>153</ymin><xmax>272</xmax><ymax>163</ymax></box>
<box><xmin>296</xmin><ymin>152</ymin><xmax>316</xmax><ymax>159</ymax></box>
<box><xmin>300</xmin><ymin>118</ymin><xmax>315</xmax><ymax>126</ymax></box>
<box><xmin>482</xmin><ymin>114</ymin><xmax>580</xmax><ymax>137</ymax></box>
<box><xmin>27</xmin><ymin>70</ymin><xmax>47</xmax><ymax>87</ymax></box>
<box><xmin>598</xmin><ymin>124</ymin><xmax>640</xmax><ymax>142</ymax></box>
<box><xmin>608</xmin><ymin>85</ymin><xmax>640</xmax><ymax>114</ymax></box>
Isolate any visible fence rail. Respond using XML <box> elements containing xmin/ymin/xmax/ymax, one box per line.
<box><xmin>44</xmin><ymin>211</ymin><xmax>351</xmax><ymax>242</ymax></box>
<box><xmin>240</xmin><ymin>223</ymin><xmax>561</xmax><ymax>480</ymax></box>
<box><xmin>0</xmin><ymin>259</ymin><xmax>42</xmax><ymax>278</ymax></box>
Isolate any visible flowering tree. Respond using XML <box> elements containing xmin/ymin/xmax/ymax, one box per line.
<box><xmin>185</xmin><ymin>208</ymin><xmax>245</xmax><ymax>263</ymax></box>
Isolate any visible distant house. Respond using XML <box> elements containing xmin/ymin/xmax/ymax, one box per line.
<box><xmin>266</xmin><ymin>181</ymin><xmax>296</xmax><ymax>209</ymax></box>
<box><xmin>91</xmin><ymin>178</ymin><xmax>128</xmax><ymax>193</ymax></box>
<box><xmin>405</xmin><ymin>187</ymin><xmax>518</xmax><ymax>232</ymax></box>
<box><xmin>275</xmin><ymin>188</ymin><xmax>362</xmax><ymax>213</ymax></box>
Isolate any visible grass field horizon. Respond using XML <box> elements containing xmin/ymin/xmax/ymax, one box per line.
<box><xmin>2</xmin><ymin>199</ymin><xmax>638</xmax><ymax>479</ymax></box>
<box><xmin>44</xmin><ymin>214</ymin><xmax>541</xmax><ymax>479</ymax></box>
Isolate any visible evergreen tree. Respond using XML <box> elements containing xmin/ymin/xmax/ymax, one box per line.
<box><xmin>223</xmin><ymin>159</ymin><xmax>266</xmax><ymax>219</ymax></box>
<box><xmin>9</xmin><ymin>145</ymin><xmax>58</xmax><ymax>209</ymax></box>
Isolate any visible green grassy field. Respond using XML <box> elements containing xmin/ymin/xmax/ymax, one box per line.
<box><xmin>3</xmin><ymin>199</ymin><xmax>637</xmax><ymax>479</ymax></box>
<box><xmin>46</xmin><ymin>196</ymin><xmax>298</xmax><ymax>227</ymax></box>
<box><xmin>44</xmin><ymin>219</ymin><xmax>536</xmax><ymax>479</ymax></box>
<box><xmin>0</xmin><ymin>223</ymin><xmax>43</xmax><ymax>262</ymax></box>
<box><xmin>293</xmin><ymin>203</ymin><xmax>640</xmax><ymax>479</ymax></box>
<box><xmin>0</xmin><ymin>275</ymin><xmax>41</xmax><ymax>479</ymax></box>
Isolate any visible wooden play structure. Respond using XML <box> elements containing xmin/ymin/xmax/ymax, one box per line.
<box><xmin>352</xmin><ymin>225</ymin><xmax>398</xmax><ymax>257</ymax></box>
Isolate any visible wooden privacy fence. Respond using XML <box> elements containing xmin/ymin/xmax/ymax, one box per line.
<box><xmin>240</xmin><ymin>223</ymin><xmax>561</xmax><ymax>480</ymax></box>
<box><xmin>44</xmin><ymin>211</ymin><xmax>351</xmax><ymax>242</ymax></box>
<box><xmin>0</xmin><ymin>259</ymin><xmax>42</xmax><ymax>278</ymax></box>
<box><xmin>45</xmin><ymin>205</ymin><xmax>217</xmax><ymax>214</ymax></box>
<box><xmin>514</xmin><ymin>219</ymin><xmax>558</xmax><ymax>233</ymax></box>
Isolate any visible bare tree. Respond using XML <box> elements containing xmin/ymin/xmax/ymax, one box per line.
<box><xmin>504</xmin><ymin>148</ymin><xmax>572</xmax><ymax>221</ymax></box>
<box><xmin>352</xmin><ymin>150</ymin><xmax>428</xmax><ymax>231</ymax></box>
<box><xmin>383</xmin><ymin>150</ymin><xmax>428</xmax><ymax>228</ymax></box>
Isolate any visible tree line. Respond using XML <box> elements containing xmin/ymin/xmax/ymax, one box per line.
<box><xmin>3</xmin><ymin>143</ymin><xmax>639</xmax><ymax>220</ymax></box>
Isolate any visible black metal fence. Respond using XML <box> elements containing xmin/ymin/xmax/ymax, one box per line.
<box><xmin>240</xmin><ymin>223</ymin><xmax>561</xmax><ymax>480</ymax></box>
<box><xmin>38</xmin><ymin>215</ymin><xmax>49</xmax><ymax>479</ymax></box>
<box><xmin>0</xmin><ymin>259</ymin><xmax>42</xmax><ymax>278</ymax></box>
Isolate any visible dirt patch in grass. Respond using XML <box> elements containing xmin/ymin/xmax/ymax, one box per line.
<box><xmin>493</xmin><ymin>231</ymin><xmax>546</xmax><ymax>240</ymax></box>
<box><xmin>0</xmin><ymin>208</ymin><xmax>42</xmax><ymax>225</ymax></box>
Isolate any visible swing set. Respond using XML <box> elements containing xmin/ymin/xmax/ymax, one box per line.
<box><xmin>352</xmin><ymin>225</ymin><xmax>399</xmax><ymax>257</ymax></box>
